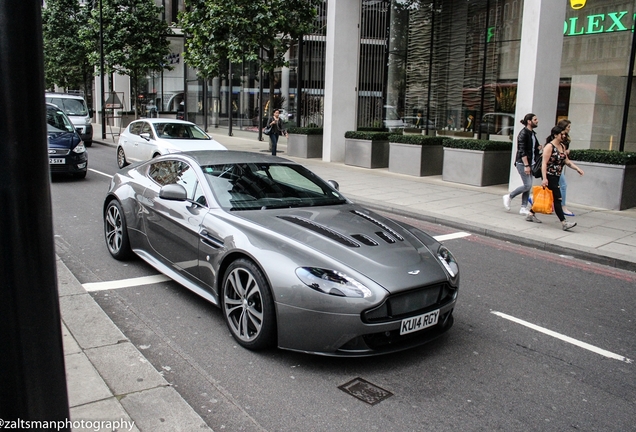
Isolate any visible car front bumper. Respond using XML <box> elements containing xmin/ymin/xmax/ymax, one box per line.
<box><xmin>275</xmin><ymin>298</ymin><xmax>456</xmax><ymax>357</ymax></box>
<box><xmin>49</xmin><ymin>150</ymin><xmax>88</xmax><ymax>175</ymax></box>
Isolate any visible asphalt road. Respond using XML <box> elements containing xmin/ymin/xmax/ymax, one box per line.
<box><xmin>51</xmin><ymin>143</ymin><xmax>636</xmax><ymax>431</ymax></box>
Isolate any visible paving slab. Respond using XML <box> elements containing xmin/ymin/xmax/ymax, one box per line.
<box><xmin>119</xmin><ymin>386</ymin><xmax>212</xmax><ymax>432</ymax></box>
<box><xmin>84</xmin><ymin>342</ymin><xmax>168</xmax><ymax>395</ymax></box>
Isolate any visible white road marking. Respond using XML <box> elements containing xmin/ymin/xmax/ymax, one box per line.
<box><xmin>434</xmin><ymin>232</ymin><xmax>471</xmax><ymax>242</ymax></box>
<box><xmin>89</xmin><ymin>168</ymin><xmax>113</xmax><ymax>178</ymax></box>
<box><xmin>83</xmin><ymin>274</ymin><xmax>170</xmax><ymax>292</ymax></box>
<box><xmin>492</xmin><ymin>311</ymin><xmax>632</xmax><ymax>364</ymax></box>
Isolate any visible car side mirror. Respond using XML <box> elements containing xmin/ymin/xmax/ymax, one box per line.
<box><xmin>328</xmin><ymin>180</ymin><xmax>339</xmax><ymax>191</ymax></box>
<box><xmin>140</xmin><ymin>132</ymin><xmax>151</xmax><ymax>141</ymax></box>
<box><xmin>88</xmin><ymin>108</ymin><xmax>94</xmax><ymax>118</ymax></box>
<box><xmin>159</xmin><ymin>184</ymin><xmax>187</xmax><ymax>201</ymax></box>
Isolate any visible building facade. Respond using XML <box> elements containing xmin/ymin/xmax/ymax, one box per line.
<box><xmin>98</xmin><ymin>0</ymin><xmax>636</xmax><ymax>156</ymax></box>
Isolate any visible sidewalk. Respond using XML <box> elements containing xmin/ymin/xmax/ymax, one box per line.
<box><xmin>93</xmin><ymin>123</ymin><xmax>636</xmax><ymax>271</ymax></box>
<box><xmin>58</xmin><ymin>123</ymin><xmax>635</xmax><ymax>431</ymax></box>
<box><xmin>58</xmin><ymin>256</ymin><xmax>212</xmax><ymax>432</ymax></box>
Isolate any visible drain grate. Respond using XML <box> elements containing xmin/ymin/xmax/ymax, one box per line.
<box><xmin>338</xmin><ymin>377</ymin><xmax>393</xmax><ymax>405</ymax></box>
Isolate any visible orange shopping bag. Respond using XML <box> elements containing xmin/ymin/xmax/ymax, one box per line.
<box><xmin>531</xmin><ymin>185</ymin><xmax>553</xmax><ymax>214</ymax></box>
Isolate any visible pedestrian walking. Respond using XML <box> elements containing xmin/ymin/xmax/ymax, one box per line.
<box><xmin>503</xmin><ymin>113</ymin><xmax>541</xmax><ymax>217</ymax></box>
<box><xmin>266</xmin><ymin>109</ymin><xmax>287</xmax><ymax>156</ymax></box>
<box><xmin>535</xmin><ymin>125</ymin><xmax>584</xmax><ymax>230</ymax></box>
<box><xmin>556</xmin><ymin>119</ymin><xmax>574</xmax><ymax>216</ymax></box>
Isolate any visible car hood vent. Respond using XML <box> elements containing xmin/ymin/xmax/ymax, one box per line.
<box><xmin>376</xmin><ymin>231</ymin><xmax>396</xmax><ymax>244</ymax></box>
<box><xmin>351</xmin><ymin>234</ymin><xmax>379</xmax><ymax>246</ymax></box>
<box><xmin>277</xmin><ymin>215</ymin><xmax>360</xmax><ymax>248</ymax></box>
<box><xmin>350</xmin><ymin>210</ymin><xmax>404</xmax><ymax>241</ymax></box>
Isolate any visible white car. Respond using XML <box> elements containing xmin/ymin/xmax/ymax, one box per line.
<box><xmin>116</xmin><ymin>119</ymin><xmax>226</xmax><ymax>169</ymax></box>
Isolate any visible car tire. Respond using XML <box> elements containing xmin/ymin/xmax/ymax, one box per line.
<box><xmin>117</xmin><ymin>147</ymin><xmax>129</xmax><ymax>169</ymax></box>
<box><xmin>84</xmin><ymin>141</ymin><xmax>92</xmax><ymax>147</ymax></box>
<box><xmin>104</xmin><ymin>199</ymin><xmax>133</xmax><ymax>260</ymax></box>
<box><xmin>73</xmin><ymin>170</ymin><xmax>87</xmax><ymax>179</ymax></box>
<box><xmin>222</xmin><ymin>259</ymin><xmax>276</xmax><ymax>350</ymax></box>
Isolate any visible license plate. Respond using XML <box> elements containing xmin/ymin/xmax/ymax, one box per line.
<box><xmin>49</xmin><ymin>158</ymin><xmax>65</xmax><ymax>164</ymax></box>
<box><xmin>400</xmin><ymin>309</ymin><xmax>439</xmax><ymax>335</ymax></box>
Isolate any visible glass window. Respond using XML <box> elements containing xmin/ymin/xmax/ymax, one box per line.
<box><xmin>141</xmin><ymin>122</ymin><xmax>153</xmax><ymax>136</ymax></box>
<box><xmin>129</xmin><ymin>122</ymin><xmax>143</xmax><ymax>135</ymax></box>
<box><xmin>46</xmin><ymin>107</ymin><xmax>75</xmax><ymax>133</ymax></box>
<box><xmin>45</xmin><ymin>97</ymin><xmax>88</xmax><ymax>116</ymax></box>
<box><xmin>560</xmin><ymin>0</ymin><xmax>636</xmax><ymax>151</ymax></box>
<box><xmin>153</xmin><ymin>122</ymin><xmax>211</xmax><ymax>139</ymax></box>
<box><xmin>201</xmin><ymin>163</ymin><xmax>346</xmax><ymax>211</ymax></box>
<box><xmin>148</xmin><ymin>160</ymin><xmax>200</xmax><ymax>201</ymax></box>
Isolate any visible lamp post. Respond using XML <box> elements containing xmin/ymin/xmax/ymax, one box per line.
<box><xmin>100</xmin><ymin>0</ymin><xmax>106</xmax><ymax>138</ymax></box>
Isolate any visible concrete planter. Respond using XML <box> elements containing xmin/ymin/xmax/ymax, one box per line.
<box><xmin>287</xmin><ymin>134</ymin><xmax>323</xmax><ymax>158</ymax></box>
<box><xmin>442</xmin><ymin>147</ymin><xmax>511</xmax><ymax>186</ymax></box>
<box><xmin>389</xmin><ymin>143</ymin><xmax>443</xmax><ymax>176</ymax></box>
<box><xmin>566</xmin><ymin>161</ymin><xmax>636</xmax><ymax>210</ymax></box>
<box><xmin>345</xmin><ymin>139</ymin><xmax>389</xmax><ymax>168</ymax></box>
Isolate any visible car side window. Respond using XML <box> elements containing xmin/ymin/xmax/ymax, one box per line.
<box><xmin>148</xmin><ymin>160</ymin><xmax>202</xmax><ymax>203</ymax></box>
<box><xmin>129</xmin><ymin>122</ymin><xmax>143</xmax><ymax>135</ymax></box>
<box><xmin>141</xmin><ymin>122</ymin><xmax>153</xmax><ymax>136</ymax></box>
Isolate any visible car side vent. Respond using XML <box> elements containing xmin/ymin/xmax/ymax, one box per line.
<box><xmin>351</xmin><ymin>210</ymin><xmax>404</xmax><ymax>241</ymax></box>
<box><xmin>278</xmin><ymin>215</ymin><xmax>360</xmax><ymax>248</ymax></box>
<box><xmin>376</xmin><ymin>231</ymin><xmax>396</xmax><ymax>244</ymax></box>
<box><xmin>351</xmin><ymin>234</ymin><xmax>379</xmax><ymax>246</ymax></box>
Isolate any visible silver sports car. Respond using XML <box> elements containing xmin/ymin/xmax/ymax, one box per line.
<box><xmin>103</xmin><ymin>151</ymin><xmax>459</xmax><ymax>356</ymax></box>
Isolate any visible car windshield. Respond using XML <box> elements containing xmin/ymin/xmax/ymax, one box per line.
<box><xmin>153</xmin><ymin>122</ymin><xmax>210</xmax><ymax>140</ymax></box>
<box><xmin>201</xmin><ymin>162</ymin><xmax>347</xmax><ymax>211</ymax></box>
<box><xmin>46</xmin><ymin>107</ymin><xmax>75</xmax><ymax>133</ymax></box>
<box><xmin>46</xmin><ymin>98</ymin><xmax>88</xmax><ymax>116</ymax></box>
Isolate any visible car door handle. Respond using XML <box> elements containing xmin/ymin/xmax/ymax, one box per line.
<box><xmin>200</xmin><ymin>229</ymin><xmax>224</xmax><ymax>249</ymax></box>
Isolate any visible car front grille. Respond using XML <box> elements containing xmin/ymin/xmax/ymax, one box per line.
<box><xmin>49</xmin><ymin>164</ymin><xmax>71</xmax><ymax>172</ymax></box>
<box><xmin>49</xmin><ymin>148</ymin><xmax>70</xmax><ymax>156</ymax></box>
<box><xmin>363</xmin><ymin>283</ymin><xmax>456</xmax><ymax>323</ymax></box>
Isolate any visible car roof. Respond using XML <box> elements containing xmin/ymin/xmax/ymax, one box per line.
<box><xmin>131</xmin><ymin>119</ymin><xmax>198</xmax><ymax>126</ymax></box>
<box><xmin>45</xmin><ymin>93</ymin><xmax>86</xmax><ymax>100</ymax></box>
<box><xmin>172</xmin><ymin>150</ymin><xmax>298</xmax><ymax>166</ymax></box>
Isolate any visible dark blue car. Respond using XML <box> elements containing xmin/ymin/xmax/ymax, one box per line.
<box><xmin>47</xmin><ymin>103</ymin><xmax>88</xmax><ymax>179</ymax></box>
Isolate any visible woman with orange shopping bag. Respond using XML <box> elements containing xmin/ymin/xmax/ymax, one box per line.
<box><xmin>530</xmin><ymin>125</ymin><xmax>584</xmax><ymax>230</ymax></box>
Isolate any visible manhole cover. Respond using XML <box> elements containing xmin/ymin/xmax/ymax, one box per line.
<box><xmin>338</xmin><ymin>377</ymin><xmax>393</xmax><ymax>405</ymax></box>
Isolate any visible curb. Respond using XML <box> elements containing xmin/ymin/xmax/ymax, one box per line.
<box><xmin>57</xmin><ymin>256</ymin><xmax>212</xmax><ymax>431</ymax></box>
<box><xmin>355</xmin><ymin>199</ymin><xmax>636</xmax><ymax>273</ymax></box>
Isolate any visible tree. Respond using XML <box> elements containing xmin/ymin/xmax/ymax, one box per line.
<box><xmin>42</xmin><ymin>0</ymin><xmax>94</xmax><ymax>97</ymax></box>
<box><xmin>180</xmin><ymin>0</ymin><xmax>320</xmax><ymax>120</ymax></box>
<box><xmin>82</xmin><ymin>0</ymin><xmax>173</xmax><ymax>116</ymax></box>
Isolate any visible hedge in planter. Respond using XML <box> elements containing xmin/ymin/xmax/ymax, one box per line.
<box><xmin>442</xmin><ymin>139</ymin><xmax>513</xmax><ymax>186</ymax></box>
<box><xmin>287</xmin><ymin>127</ymin><xmax>324</xmax><ymax>135</ymax></box>
<box><xmin>344</xmin><ymin>131</ymin><xmax>393</xmax><ymax>168</ymax></box>
<box><xmin>388</xmin><ymin>135</ymin><xmax>445</xmax><ymax>176</ymax></box>
<box><xmin>286</xmin><ymin>127</ymin><xmax>324</xmax><ymax>158</ymax></box>
<box><xmin>567</xmin><ymin>149</ymin><xmax>636</xmax><ymax>210</ymax></box>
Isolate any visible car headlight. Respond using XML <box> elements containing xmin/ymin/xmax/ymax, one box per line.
<box><xmin>296</xmin><ymin>267</ymin><xmax>372</xmax><ymax>298</ymax></box>
<box><xmin>437</xmin><ymin>245</ymin><xmax>459</xmax><ymax>282</ymax></box>
<box><xmin>73</xmin><ymin>142</ymin><xmax>86</xmax><ymax>154</ymax></box>
<box><xmin>85</xmin><ymin>117</ymin><xmax>91</xmax><ymax>125</ymax></box>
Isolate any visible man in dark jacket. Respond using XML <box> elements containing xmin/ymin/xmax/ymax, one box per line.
<box><xmin>503</xmin><ymin>113</ymin><xmax>542</xmax><ymax>222</ymax></box>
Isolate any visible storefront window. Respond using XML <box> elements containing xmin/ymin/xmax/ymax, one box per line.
<box><xmin>560</xmin><ymin>0</ymin><xmax>636</xmax><ymax>151</ymax></box>
<box><xmin>357</xmin><ymin>0</ymin><xmax>523</xmax><ymax>138</ymax></box>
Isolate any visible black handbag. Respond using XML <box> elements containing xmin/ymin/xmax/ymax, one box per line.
<box><xmin>263</xmin><ymin>126</ymin><xmax>272</xmax><ymax>136</ymax></box>
<box><xmin>531</xmin><ymin>154</ymin><xmax>543</xmax><ymax>178</ymax></box>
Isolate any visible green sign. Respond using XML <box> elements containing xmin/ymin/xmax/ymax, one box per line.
<box><xmin>564</xmin><ymin>11</ymin><xmax>635</xmax><ymax>36</ymax></box>
<box><xmin>486</xmin><ymin>10</ymin><xmax>634</xmax><ymax>44</ymax></box>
